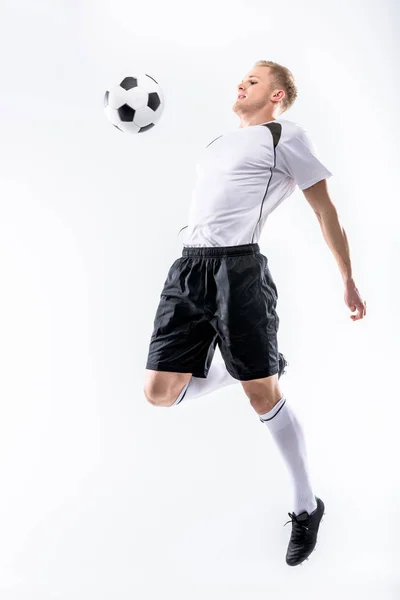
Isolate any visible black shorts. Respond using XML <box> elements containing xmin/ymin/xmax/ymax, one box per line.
<box><xmin>145</xmin><ymin>243</ymin><xmax>280</xmax><ymax>381</ymax></box>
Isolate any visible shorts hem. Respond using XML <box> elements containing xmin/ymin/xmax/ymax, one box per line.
<box><xmin>145</xmin><ymin>362</ymin><xmax>207</xmax><ymax>378</ymax></box>
<box><xmin>225</xmin><ymin>364</ymin><xmax>279</xmax><ymax>381</ymax></box>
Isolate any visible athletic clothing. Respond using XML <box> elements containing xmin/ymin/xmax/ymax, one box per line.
<box><xmin>259</xmin><ymin>395</ymin><xmax>318</xmax><ymax>516</ymax></box>
<box><xmin>179</xmin><ymin>119</ymin><xmax>333</xmax><ymax>247</ymax></box>
<box><xmin>146</xmin><ymin>119</ymin><xmax>332</xmax><ymax>380</ymax></box>
<box><xmin>145</xmin><ymin>243</ymin><xmax>279</xmax><ymax>380</ymax></box>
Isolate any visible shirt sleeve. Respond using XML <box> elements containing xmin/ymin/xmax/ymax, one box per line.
<box><xmin>278</xmin><ymin>127</ymin><xmax>333</xmax><ymax>190</ymax></box>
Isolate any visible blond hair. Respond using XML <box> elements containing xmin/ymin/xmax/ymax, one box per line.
<box><xmin>253</xmin><ymin>60</ymin><xmax>298</xmax><ymax>114</ymax></box>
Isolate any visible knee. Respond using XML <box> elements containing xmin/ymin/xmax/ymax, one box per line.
<box><xmin>144</xmin><ymin>371</ymin><xmax>191</xmax><ymax>407</ymax></box>
<box><xmin>241</xmin><ymin>377</ymin><xmax>282</xmax><ymax>414</ymax></box>
<box><xmin>143</xmin><ymin>384</ymin><xmax>180</xmax><ymax>408</ymax></box>
<box><xmin>144</xmin><ymin>386</ymin><xmax>172</xmax><ymax>407</ymax></box>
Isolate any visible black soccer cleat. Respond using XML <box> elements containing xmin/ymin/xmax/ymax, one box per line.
<box><xmin>278</xmin><ymin>352</ymin><xmax>288</xmax><ymax>379</ymax></box>
<box><xmin>284</xmin><ymin>497</ymin><xmax>325</xmax><ymax>566</ymax></box>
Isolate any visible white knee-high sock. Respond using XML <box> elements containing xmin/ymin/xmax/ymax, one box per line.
<box><xmin>259</xmin><ymin>395</ymin><xmax>318</xmax><ymax>516</ymax></box>
<box><xmin>172</xmin><ymin>357</ymin><xmax>238</xmax><ymax>405</ymax></box>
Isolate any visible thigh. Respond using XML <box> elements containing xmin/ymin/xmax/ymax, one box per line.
<box><xmin>213</xmin><ymin>252</ymin><xmax>280</xmax><ymax>381</ymax></box>
<box><xmin>145</xmin><ymin>257</ymin><xmax>219</xmax><ymax>378</ymax></box>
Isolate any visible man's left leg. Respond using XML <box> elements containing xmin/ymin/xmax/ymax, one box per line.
<box><xmin>241</xmin><ymin>374</ymin><xmax>325</xmax><ymax>567</ymax></box>
<box><xmin>242</xmin><ymin>374</ymin><xmax>317</xmax><ymax>515</ymax></box>
<box><xmin>173</xmin><ymin>351</ymin><xmax>288</xmax><ymax>405</ymax></box>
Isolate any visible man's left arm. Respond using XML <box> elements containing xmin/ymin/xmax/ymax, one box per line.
<box><xmin>302</xmin><ymin>179</ymin><xmax>367</xmax><ymax>321</ymax></box>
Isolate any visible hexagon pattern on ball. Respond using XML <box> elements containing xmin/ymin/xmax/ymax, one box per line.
<box><xmin>104</xmin><ymin>73</ymin><xmax>164</xmax><ymax>134</ymax></box>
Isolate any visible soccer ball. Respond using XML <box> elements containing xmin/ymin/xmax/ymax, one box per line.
<box><xmin>104</xmin><ymin>73</ymin><xmax>164</xmax><ymax>133</ymax></box>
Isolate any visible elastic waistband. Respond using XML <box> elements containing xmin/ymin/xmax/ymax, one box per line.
<box><xmin>182</xmin><ymin>243</ymin><xmax>260</xmax><ymax>258</ymax></box>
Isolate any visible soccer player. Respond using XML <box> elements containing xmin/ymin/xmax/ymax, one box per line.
<box><xmin>144</xmin><ymin>60</ymin><xmax>367</xmax><ymax>566</ymax></box>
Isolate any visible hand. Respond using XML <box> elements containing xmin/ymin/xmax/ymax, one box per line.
<box><xmin>344</xmin><ymin>279</ymin><xmax>367</xmax><ymax>321</ymax></box>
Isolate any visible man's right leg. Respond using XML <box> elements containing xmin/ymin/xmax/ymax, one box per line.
<box><xmin>143</xmin><ymin>356</ymin><xmax>239</xmax><ymax>407</ymax></box>
<box><xmin>144</xmin><ymin>370</ymin><xmax>192</xmax><ymax>407</ymax></box>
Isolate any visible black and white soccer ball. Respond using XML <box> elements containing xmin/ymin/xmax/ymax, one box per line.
<box><xmin>104</xmin><ymin>73</ymin><xmax>164</xmax><ymax>133</ymax></box>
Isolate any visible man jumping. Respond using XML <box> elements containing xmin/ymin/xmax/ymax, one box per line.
<box><xmin>144</xmin><ymin>60</ymin><xmax>367</xmax><ymax>566</ymax></box>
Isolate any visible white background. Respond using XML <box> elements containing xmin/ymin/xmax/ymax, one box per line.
<box><xmin>0</xmin><ymin>0</ymin><xmax>399</xmax><ymax>598</ymax></box>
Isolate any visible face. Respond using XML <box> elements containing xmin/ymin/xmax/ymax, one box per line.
<box><xmin>233</xmin><ymin>67</ymin><xmax>285</xmax><ymax>122</ymax></box>
<box><xmin>235</xmin><ymin>67</ymin><xmax>272</xmax><ymax>107</ymax></box>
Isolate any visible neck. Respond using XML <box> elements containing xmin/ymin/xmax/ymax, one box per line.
<box><xmin>239</xmin><ymin>117</ymin><xmax>277</xmax><ymax>128</ymax></box>
<box><xmin>238</xmin><ymin>111</ymin><xmax>279</xmax><ymax>128</ymax></box>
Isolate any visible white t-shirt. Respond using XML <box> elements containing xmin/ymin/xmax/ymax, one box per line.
<box><xmin>179</xmin><ymin>118</ymin><xmax>333</xmax><ymax>247</ymax></box>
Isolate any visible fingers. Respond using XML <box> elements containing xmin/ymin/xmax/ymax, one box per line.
<box><xmin>351</xmin><ymin>301</ymin><xmax>367</xmax><ymax>320</ymax></box>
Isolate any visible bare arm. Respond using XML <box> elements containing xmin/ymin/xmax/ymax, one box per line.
<box><xmin>302</xmin><ymin>179</ymin><xmax>366</xmax><ymax>320</ymax></box>
<box><xmin>302</xmin><ymin>179</ymin><xmax>352</xmax><ymax>284</ymax></box>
